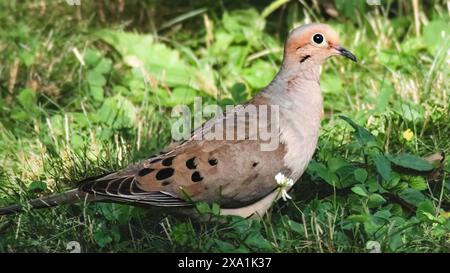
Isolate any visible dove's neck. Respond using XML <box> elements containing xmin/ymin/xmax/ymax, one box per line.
<box><xmin>262</xmin><ymin>63</ymin><xmax>323</xmax><ymax>178</ymax></box>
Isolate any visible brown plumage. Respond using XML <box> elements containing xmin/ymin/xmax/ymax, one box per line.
<box><xmin>0</xmin><ymin>23</ymin><xmax>356</xmax><ymax>218</ymax></box>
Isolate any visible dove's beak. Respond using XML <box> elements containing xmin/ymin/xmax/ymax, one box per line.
<box><xmin>335</xmin><ymin>46</ymin><xmax>357</xmax><ymax>62</ymax></box>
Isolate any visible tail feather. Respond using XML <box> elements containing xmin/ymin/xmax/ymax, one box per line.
<box><xmin>0</xmin><ymin>189</ymin><xmax>94</xmax><ymax>216</ymax></box>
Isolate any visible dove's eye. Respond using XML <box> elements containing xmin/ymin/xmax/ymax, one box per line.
<box><xmin>311</xmin><ymin>33</ymin><xmax>325</xmax><ymax>45</ymax></box>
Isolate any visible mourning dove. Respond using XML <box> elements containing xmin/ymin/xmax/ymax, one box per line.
<box><xmin>0</xmin><ymin>23</ymin><xmax>356</xmax><ymax>218</ymax></box>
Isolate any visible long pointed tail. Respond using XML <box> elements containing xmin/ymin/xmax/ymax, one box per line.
<box><xmin>0</xmin><ymin>189</ymin><xmax>94</xmax><ymax>216</ymax></box>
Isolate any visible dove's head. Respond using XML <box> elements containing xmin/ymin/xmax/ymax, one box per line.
<box><xmin>283</xmin><ymin>23</ymin><xmax>357</xmax><ymax>67</ymax></box>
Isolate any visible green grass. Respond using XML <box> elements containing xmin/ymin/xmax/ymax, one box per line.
<box><xmin>0</xmin><ymin>0</ymin><xmax>449</xmax><ymax>252</ymax></box>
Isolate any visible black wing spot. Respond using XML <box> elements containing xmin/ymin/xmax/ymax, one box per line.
<box><xmin>138</xmin><ymin>168</ymin><xmax>154</xmax><ymax>177</ymax></box>
<box><xmin>186</xmin><ymin>157</ymin><xmax>197</xmax><ymax>169</ymax></box>
<box><xmin>150</xmin><ymin>158</ymin><xmax>162</xmax><ymax>164</ymax></box>
<box><xmin>161</xmin><ymin>181</ymin><xmax>171</xmax><ymax>186</ymax></box>
<box><xmin>208</xmin><ymin>158</ymin><xmax>218</xmax><ymax>166</ymax></box>
<box><xmin>252</xmin><ymin>162</ymin><xmax>259</xmax><ymax>167</ymax></box>
<box><xmin>191</xmin><ymin>171</ymin><xmax>203</xmax><ymax>182</ymax></box>
<box><xmin>162</xmin><ymin>156</ymin><xmax>176</xmax><ymax>166</ymax></box>
<box><xmin>156</xmin><ymin>168</ymin><xmax>175</xmax><ymax>180</ymax></box>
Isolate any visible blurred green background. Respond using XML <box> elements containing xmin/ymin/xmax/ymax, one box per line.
<box><xmin>0</xmin><ymin>0</ymin><xmax>448</xmax><ymax>252</ymax></box>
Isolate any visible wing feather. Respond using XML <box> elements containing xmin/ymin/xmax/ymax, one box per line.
<box><xmin>79</xmin><ymin>173</ymin><xmax>191</xmax><ymax>207</ymax></box>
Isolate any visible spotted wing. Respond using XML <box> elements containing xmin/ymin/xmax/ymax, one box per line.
<box><xmin>79</xmin><ymin>97</ymin><xmax>287</xmax><ymax>208</ymax></box>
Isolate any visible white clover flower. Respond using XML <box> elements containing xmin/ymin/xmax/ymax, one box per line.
<box><xmin>366</xmin><ymin>241</ymin><xmax>381</xmax><ymax>253</ymax></box>
<box><xmin>275</xmin><ymin>173</ymin><xmax>294</xmax><ymax>201</ymax></box>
